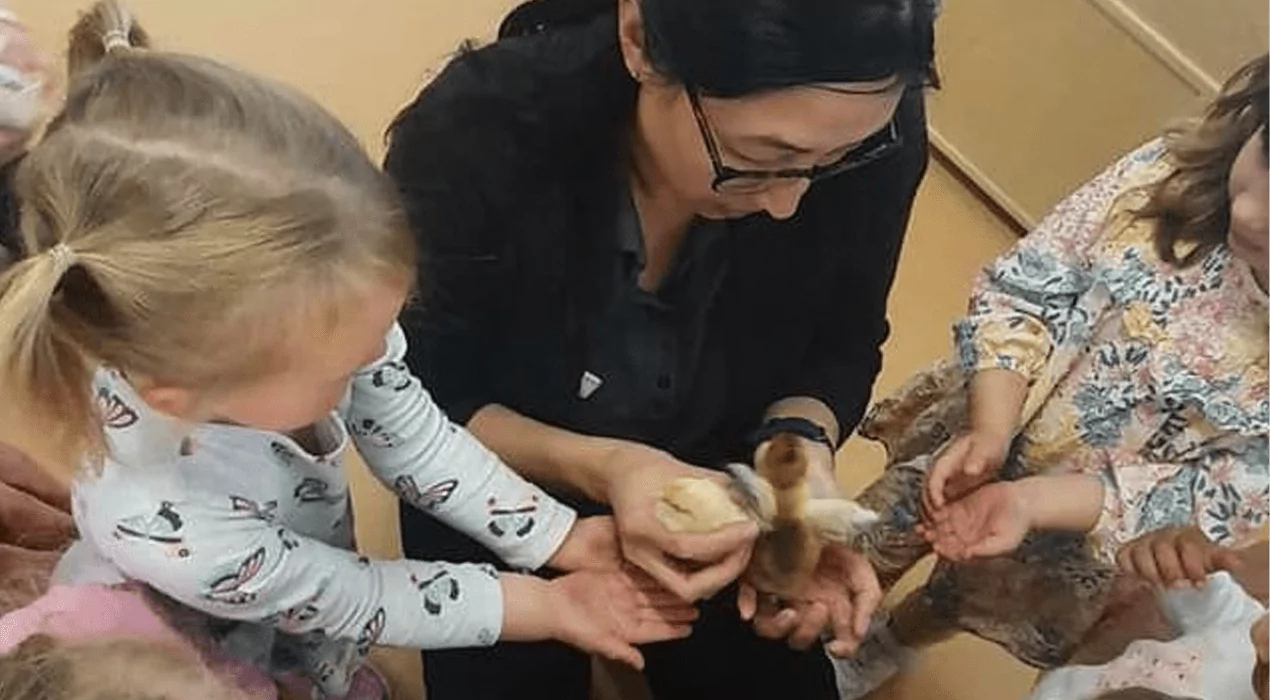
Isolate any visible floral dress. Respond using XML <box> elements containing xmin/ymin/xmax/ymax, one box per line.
<box><xmin>854</xmin><ymin>140</ymin><xmax>1269</xmax><ymax>667</ymax></box>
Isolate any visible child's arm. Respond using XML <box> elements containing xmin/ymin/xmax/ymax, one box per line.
<box><xmin>924</xmin><ymin>441</ymin><xmax>1265</xmax><ymax>565</ymax></box>
<box><xmin>77</xmin><ymin>483</ymin><xmax>693</xmax><ymax>665</ymax></box>
<box><xmin>919</xmin><ymin>474</ymin><xmax>1104</xmax><ymax>561</ymax></box>
<box><xmin>930</xmin><ymin>143</ymin><xmax>1168</xmax><ymax>509</ymax></box>
<box><xmin>344</xmin><ymin>323</ymin><xmax>578</xmax><ymax>572</ymax></box>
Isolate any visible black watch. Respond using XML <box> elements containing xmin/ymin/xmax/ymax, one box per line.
<box><xmin>749</xmin><ymin>416</ymin><xmax>834</xmax><ymax>452</ymax></box>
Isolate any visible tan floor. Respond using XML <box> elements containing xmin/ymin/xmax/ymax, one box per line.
<box><xmin>15</xmin><ymin>1</ymin><xmax>1032</xmax><ymax>698</ymax></box>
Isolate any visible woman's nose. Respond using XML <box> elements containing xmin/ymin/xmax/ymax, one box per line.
<box><xmin>760</xmin><ymin>179</ymin><xmax>812</xmax><ymax>220</ymax></box>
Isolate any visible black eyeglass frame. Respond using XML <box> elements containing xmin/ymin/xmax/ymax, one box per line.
<box><xmin>686</xmin><ymin>90</ymin><xmax>904</xmax><ymax>192</ymax></box>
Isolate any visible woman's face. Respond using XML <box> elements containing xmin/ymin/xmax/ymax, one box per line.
<box><xmin>618</xmin><ymin>0</ymin><xmax>905</xmax><ymax>222</ymax></box>
<box><xmin>1228</xmin><ymin>128</ymin><xmax>1269</xmax><ymax>287</ymax></box>
<box><xmin>633</xmin><ymin>80</ymin><xmax>904</xmax><ymax>221</ymax></box>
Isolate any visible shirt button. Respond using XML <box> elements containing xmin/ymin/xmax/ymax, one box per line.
<box><xmin>656</xmin><ymin>374</ymin><xmax>672</xmax><ymax>390</ymax></box>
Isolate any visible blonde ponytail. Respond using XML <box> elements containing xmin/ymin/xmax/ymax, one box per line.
<box><xmin>66</xmin><ymin>0</ymin><xmax>150</xmax><ymax>79</ymax></box>
<box><xmin>0</xmin><ymin>243</ymin><xmax>98</xmax><ymax>466</ymax></box>
<box><xmin>2</xmin><ymin>1</ymin><xmax>415</xmax><ymax>472</ymax></box>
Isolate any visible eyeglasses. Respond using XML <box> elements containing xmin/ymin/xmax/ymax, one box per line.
<box><xmin>687</xmin><ymin>90</ymin><xmax>904</xmax><ymax>194</ymax></box>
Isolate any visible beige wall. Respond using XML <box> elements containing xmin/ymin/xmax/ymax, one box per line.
<box><xmin>1121</xmin><ymin>0</ymin><xmax>1270</xmax><ymax>84</ymax></box>
<box><xmin>929</xmin><ymin>0</ymin><xmax>1268</xmax><ymax>228</ymax></box>
<box><xmin>11</xmin><ymin>0</ymin><xmax>520</xmax><ymax>160</ymax></box>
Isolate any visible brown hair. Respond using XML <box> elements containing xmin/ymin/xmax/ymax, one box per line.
<box><xmin>0</xmin><ymin>635</ymin><xmax>243</xmax><ymax>700</ymax></box>
<box><xmin>1139</xmin><ymin>54</ymin><xmax>1269</xmax><ymax>266</ymax></box>
<box><xmin>0</xmin><ymin>1</ymin><xmax>416</xmax><ymax>469</ymax></box>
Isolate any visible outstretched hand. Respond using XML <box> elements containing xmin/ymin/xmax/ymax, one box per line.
<box><xmin>918</xmin><ymin>481</ymin><xmax>1030</xmax><ymax>562</ymax></box>
<box><xmin>551</xmin><ymin>567</ymin><xmax>699</xmax><ymax>669</ymax></box>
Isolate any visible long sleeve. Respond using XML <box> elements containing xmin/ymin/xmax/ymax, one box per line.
<box><xmin>781</xmin><ymin>89</ymin><xmax>929</xmax><ymax>438</ymax></box>
<box><xmin>74</xmin><ymin>475</ymin><xmax>506</xmax><ymax>651</ymax></box>
<box><xmin>1080</xmin><ymin>436</ymin><xmax>1269</xmax><ymax>562</ymax></box>
<box><xmin>955</xmin><ymin>141</ymin><xmax>1167</xmax><ymax>382</ymax></box>
<box><xmin>344</xmin><ymin>324</ymin><xmax>576</xmax><ymax>571</ymax></box>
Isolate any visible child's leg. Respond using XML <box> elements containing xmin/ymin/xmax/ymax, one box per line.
<box><xmin>887</xmin><ymin>586</ymin><xmax>959</xmax><ymax>649</ymax></box>
<box><xmin>925</xmin><ymin>530</ymin><xmax>1118</xmax><ymax>669</ymax></box>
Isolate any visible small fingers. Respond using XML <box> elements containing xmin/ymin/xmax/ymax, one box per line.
<box><xmin>1178</xmin><ymin>539</ymin><xmax>1213</xmax><ymax>586</ymax></box>
<box><xmin>1116</xmin><ymin>545</ymin><xmax>1137</xmax><ymax>578</ymax></box>
<box><xmin>927</xmin><ymin>440</ymin><xmax>970</xmax><ymax>510</ymax></box>
<box><xmin>1130</xmin><ymin>544</ymin><xmax>1163</xmax><ymax>586</ymax></box>
<box><xmin>1149</xmin><ymin>541</ymin><xmax>1186</xmax><ymax>588</ymax></box>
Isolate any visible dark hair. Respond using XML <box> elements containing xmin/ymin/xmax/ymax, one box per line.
<box><xmin>500</xmin><ymin>0</ymin><xmax>938</xmax><ymax>97</ymax></box>
<box><xmin>642</xmin><ymin>0</ymin><xmax>936</xmax><ymax>96</ymax></box>
<box><xmin>1137</xmin><ymin>54</ymin><xmax>1269</xmax><ymax>267</ymax></box>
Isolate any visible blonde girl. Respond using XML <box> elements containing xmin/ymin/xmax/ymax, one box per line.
<box><xmin>0</xmin><ymin>3</ymin><xmax>694</xmax><ymax>698</ymax></box>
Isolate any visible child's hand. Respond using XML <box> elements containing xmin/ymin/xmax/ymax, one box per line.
<box><xmin>917</xmin><ymin>481</ymin><xmax>1030</xmax><ymax>561</ymax></box>
<box><xmin>547</xmin><ymin>516</ymin><xmax>622</xmax><ymax>572</ymax></box>
<box><xmin>1116</xmin><ymin>525</ymin><xmax>1242</xmax><ymax>589</ymax></box>
<box><xmin>550</xmin><ymin>568</ymin><xmax>697</xmax><ymax>669</ymax></box>
<box><xmin>923</xmin><ymin>431</ymin><xmax>1011</xmax><ymax>515</ymax></box>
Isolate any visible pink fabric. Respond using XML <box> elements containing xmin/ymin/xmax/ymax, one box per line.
<box><xmin>0</xmin><ymin>585</ymin><xmax>180</xmax><ymax>653</ymax></box>
<box><xmin>0</xmin><ymin>585</ymin><xmax>278</xmax><ymax>699</ymax></box>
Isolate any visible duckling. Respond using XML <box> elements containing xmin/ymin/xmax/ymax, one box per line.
<box><xmin>656</xmin><ymin>433</ymin><xmax>878</xmax><ymax>600</ymax></box>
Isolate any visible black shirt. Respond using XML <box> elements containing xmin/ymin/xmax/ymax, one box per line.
<box><xmin>575</xmin><ymin>184</ymin><xmax>728</xmax><ymax>444</ymax></box>
<box><xmin>385</xmin><ymin>14</ymin><xmax>929</xmax><ymax>468</ymax></box>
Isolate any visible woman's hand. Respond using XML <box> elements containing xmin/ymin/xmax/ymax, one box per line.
<box><xmin>918</xmin><ymin>481</ymin><xmax>1030</xmax><ymax>561</ymax></box>
<box><xmin>604</xmin><ymin>442</ymin><xmax>757</xmax><ymax>602</ymax></box>
<box><xmin>1115</xmin><ymin>525</ymin><xmax>1242</xmax><ymax>589</ymax></box>
<box><xmin>547</xmin><ymin>516</ymin><xmax>622</xmax><ymax>572</ymax></box>
<box><xmin>737</xmin><ymin>544</ymin><xmax>882</xmax><ymax>657</ymax></box>
<box><xmin>923</xmin><ymin>430</ymin><xmax>1011</xmax><ymax>515</ymax></box>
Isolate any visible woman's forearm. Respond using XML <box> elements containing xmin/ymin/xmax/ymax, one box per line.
<box><xmin>967</xmin><ymin>368</ymin><xmax>1029</xmax><ymax>440</ymax></box>
<box><xmin>467</xmin><ymin>404</ymin><xmax>623</xmax><ymax>503</ymax></box>
<box><xmin>1014</xmin><ymin>473</ymin><xmax>1105</xmax><ymax>533</ymax></box>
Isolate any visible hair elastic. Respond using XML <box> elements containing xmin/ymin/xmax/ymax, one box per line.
<box><xmin>49</xmin><ymin>243</ymin><xmax>77</xmax><ymax>272</ymax></box>
<box><xmin>102</xmin><ymin>29</ymin><xmax>131</xmax><ymax>53</ymax></box>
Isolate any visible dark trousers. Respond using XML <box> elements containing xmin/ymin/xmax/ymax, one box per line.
<box><xmin>401</xmin><ymin>505</ymin><xmax>838</xmax><ymax>700</ymax></box>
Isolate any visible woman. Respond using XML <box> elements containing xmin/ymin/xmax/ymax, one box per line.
<box><xmin>835</xmin><ymin>56</ymin><xmax>1269</xmax><ymax>698</ymax></box>
<box><xmin>384</xmin><ymin>0</ymin><xmax>937</xmax><ymax>698</ymax></box>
